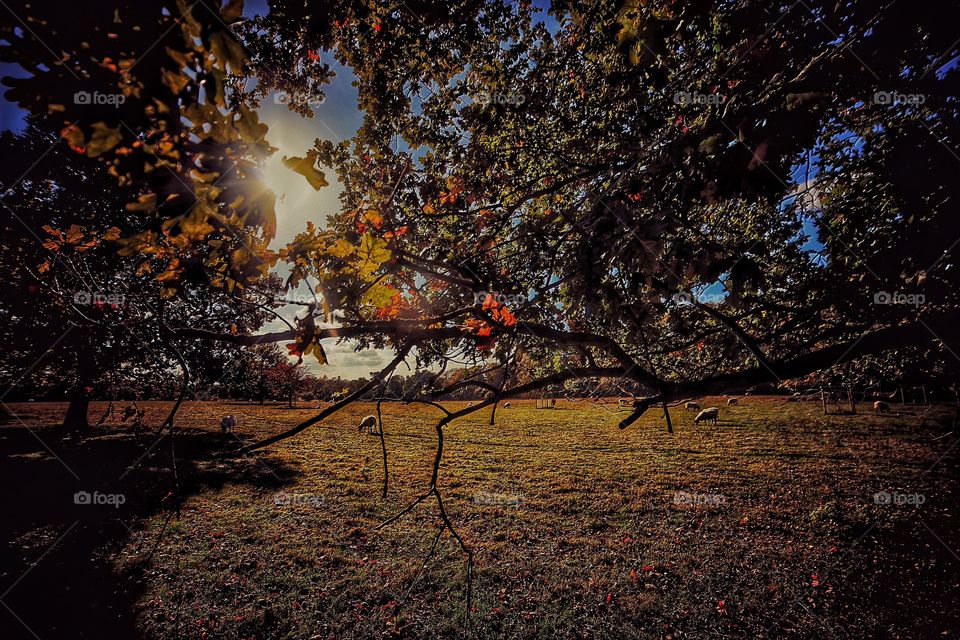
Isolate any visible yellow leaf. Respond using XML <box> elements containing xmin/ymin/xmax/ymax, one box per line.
<box><xmin>328</xmin><ymin>238</ymin><xmax>356</xmax><ymax>259</ymax></box>
<box><xmin>282</xmin><ymin>152</ymin><xmax>328</xmax><ymax>190</ymax></box>
<box><xmin>86</xmin><ymin>122</ymin><xmax>123</xmax><ymax>157</ymax></box>
<box><xmin>125</xmin><ymin>193</ymin><xmax>157</xmax><ymax>212</ymax></box>
<box><xmin>355</xmin><ymin>233</ymin><xmax>392</xmax><ymax>277</ymax></box>
<box><xmin>362</xmin><ymin>281</ymin><xmax>397</xmax><ymax>308</ymax></box>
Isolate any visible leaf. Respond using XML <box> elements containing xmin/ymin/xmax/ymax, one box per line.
<box><xmin>220</xmin><ymin>0</ymin><xmax>244</xmax><ymax>22</ymax></box>
<box><xmin>65</xmin><ymin>224</ymin><xmax>85</xmax><ymax>244</ymax></box>
<box><xmin>59</xmin><ymin>124</ymin><xmax>85</xmax><ymax>154</ymax></box>
<box><xmin>304</xmin><ymin>341</ymin><xmax>327</xmax><ymax>364</ymax></box>
<box><xmin>208</xmin><ymin>31</ymin><xmax>246</xmax><ymax>74</ymax></box>
<box><xmin>355</xmin><ymin>233</ymin><xmax>392</xmax><ymax>277</ymax></box>
<box><xmin>86</xmin><ymin>122</ymin><xmax>123</xmax><ymax>157</ymax></box>
<box><xmin>328</xmin><ymin>238</ymin><xmax>356</xmax><ymax>259</ymax></box>
<box><xmin>125</xmin><ymin>193</ymin><xmax>157</xmax><ymax>212</ymax></box>
<box><xmin>362</xmin><ymin>282</ymin><xmax>398</xmax><ymax>309</ymax></box>
<box><xmin>282</xmin><ymin>151</ymin><xmax>328</xmax><ymax>190</ymax></box>
<box><xmin>747</xmin><ymin>141</ymin><xmax>769</xmax><ymax>170</ymax></box>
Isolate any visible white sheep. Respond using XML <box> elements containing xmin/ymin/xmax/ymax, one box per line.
<box><xmin>358</xmin><ymin>414</ymin><xmax>379</xmax><ymax>434</ymax></box>
<box><xmin>727</xmin><ymin>398</ymin><xmax>739</xmax><ymax>406</ymax></box>
<box><xmin>685</xmin><ymin>401</ymin><xmax>700</xmax><ymax>411</ymax></box>
<box><xmin>220</xmin><ymin>415</ymin><xmax>237</xmax><ymax>434</ymax></box>
<box><xmin>874</xmin><ymin>400</ymin><xmax>890</xmax><ymax>414</ymax></box>
<box><xmin>694</xmin><ymin>407</ymin><xmax>719</xmax><ymax>426</ymax></box>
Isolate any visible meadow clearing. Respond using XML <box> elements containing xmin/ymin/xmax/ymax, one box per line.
<box><xmin>1</xmin><ymin>398</ymin><xmax>958</xmax><ymax>639</ymax></box>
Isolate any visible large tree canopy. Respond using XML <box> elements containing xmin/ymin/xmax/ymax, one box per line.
<box><xmin>3</xmin><ymin>0</ymin><xmax>960</xmax><ymax>437</ymax></box>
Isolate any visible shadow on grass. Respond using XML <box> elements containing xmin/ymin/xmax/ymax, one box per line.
<box><xmin>0</xmin><ymin>423</ymin><xmax>298</xmax><ymax>640</ymax></box>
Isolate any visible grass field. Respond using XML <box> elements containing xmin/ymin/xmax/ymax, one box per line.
<box><xmin>2</xmin><ymin>398</ymin><xmax>959</xmax><ymax>639</ymax></box>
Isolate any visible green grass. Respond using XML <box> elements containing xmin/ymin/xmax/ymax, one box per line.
<box><xmin>4</xmin><ymin>398</ymin><xmax>959</xmax><ymax>638</ymax></box>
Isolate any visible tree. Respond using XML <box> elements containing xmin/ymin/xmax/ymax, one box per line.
<box><xmin>5</xmin><ymin>0</ymin><xmax>960</xmax><ymax>606</ymax></box>
<box><xmin>221</xmin><ymin>343</ymin><xmax>289</xmax><ymax>403</ymax></box>
<box><xmin>234</xmin><ymin>0</ymin><xmax>960</xmax><ymax>425</ymax></box>
<box><xmin>264</xmin><ymin>360</ymin><xmax>310</xmax><ymax>407</ymax></box>
<box><xmin>0</xmin><ymin>125</ymin><xmax>285</xmax><ymax>430</ymax></box>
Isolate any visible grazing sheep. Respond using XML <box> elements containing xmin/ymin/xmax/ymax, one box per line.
<box><xmin>503</xmin><ymin>402</ymin><xmax>511</xmax><ymax>408</ymax></box>
<box><xmin>874</xmin><ymin>400</ymin><xmax>890</xmax><ymax>414</ymax></box>
<box><xmin>220</xmin><ymin>415</ymin><xmax>237</xmax><ymax>434</ymax></box>
<box><xmin>358</xmin><ymin>414</ymin><xmax>379</xmax><ymax>434</ymax></box>
<box><xmin>685</xmin><ymin>401</ymin><xmax>700</xmax><ymax>411</ymax></box>
<box><xmin>727</xmin><ymin>398</ymin><xmax>739</xmax><ymax>406</ymax></box>
<box><xmin>694</xmin><ymin>407</ymin><xmax>720</xmax><ymax>426</ymax></box>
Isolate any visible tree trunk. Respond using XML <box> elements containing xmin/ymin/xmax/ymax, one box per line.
<box><xmin>63</xmin><ymin>392</ymin><xmax>91</xmax><ymax>432</ymax></box>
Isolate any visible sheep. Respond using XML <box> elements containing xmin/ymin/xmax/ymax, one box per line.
<box><xmin>727</xmin><ymin>398</ymin><xmax>739</xmax><ymax>406</ymax></box>
<box><xmin>685</xmin><ymin>401</ymin><xmax>700</xmax><ymax>411</ymax></box>
<box><xmin>358</xmin><ymin>414</ymin><xmax>379</xmax><ymax>434</ymax></box>
<box><xmin>694</xmin><ymin>407</ymin><xmax>720</xmax><ymax>426</ymax></box>
<box><xmin>874</xmin><ymin>400</ymin><xmax>890</xmax><ymax>414</ymax></box>
<box><xmin>503</xmin><ymin>402</ymin><xmax>511</xmax><ymax>408</ymax></box>
<box><xmin>220</xmin><ymin>414</ymin><xmax>237</xmax><ymax>434</ymax></box>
